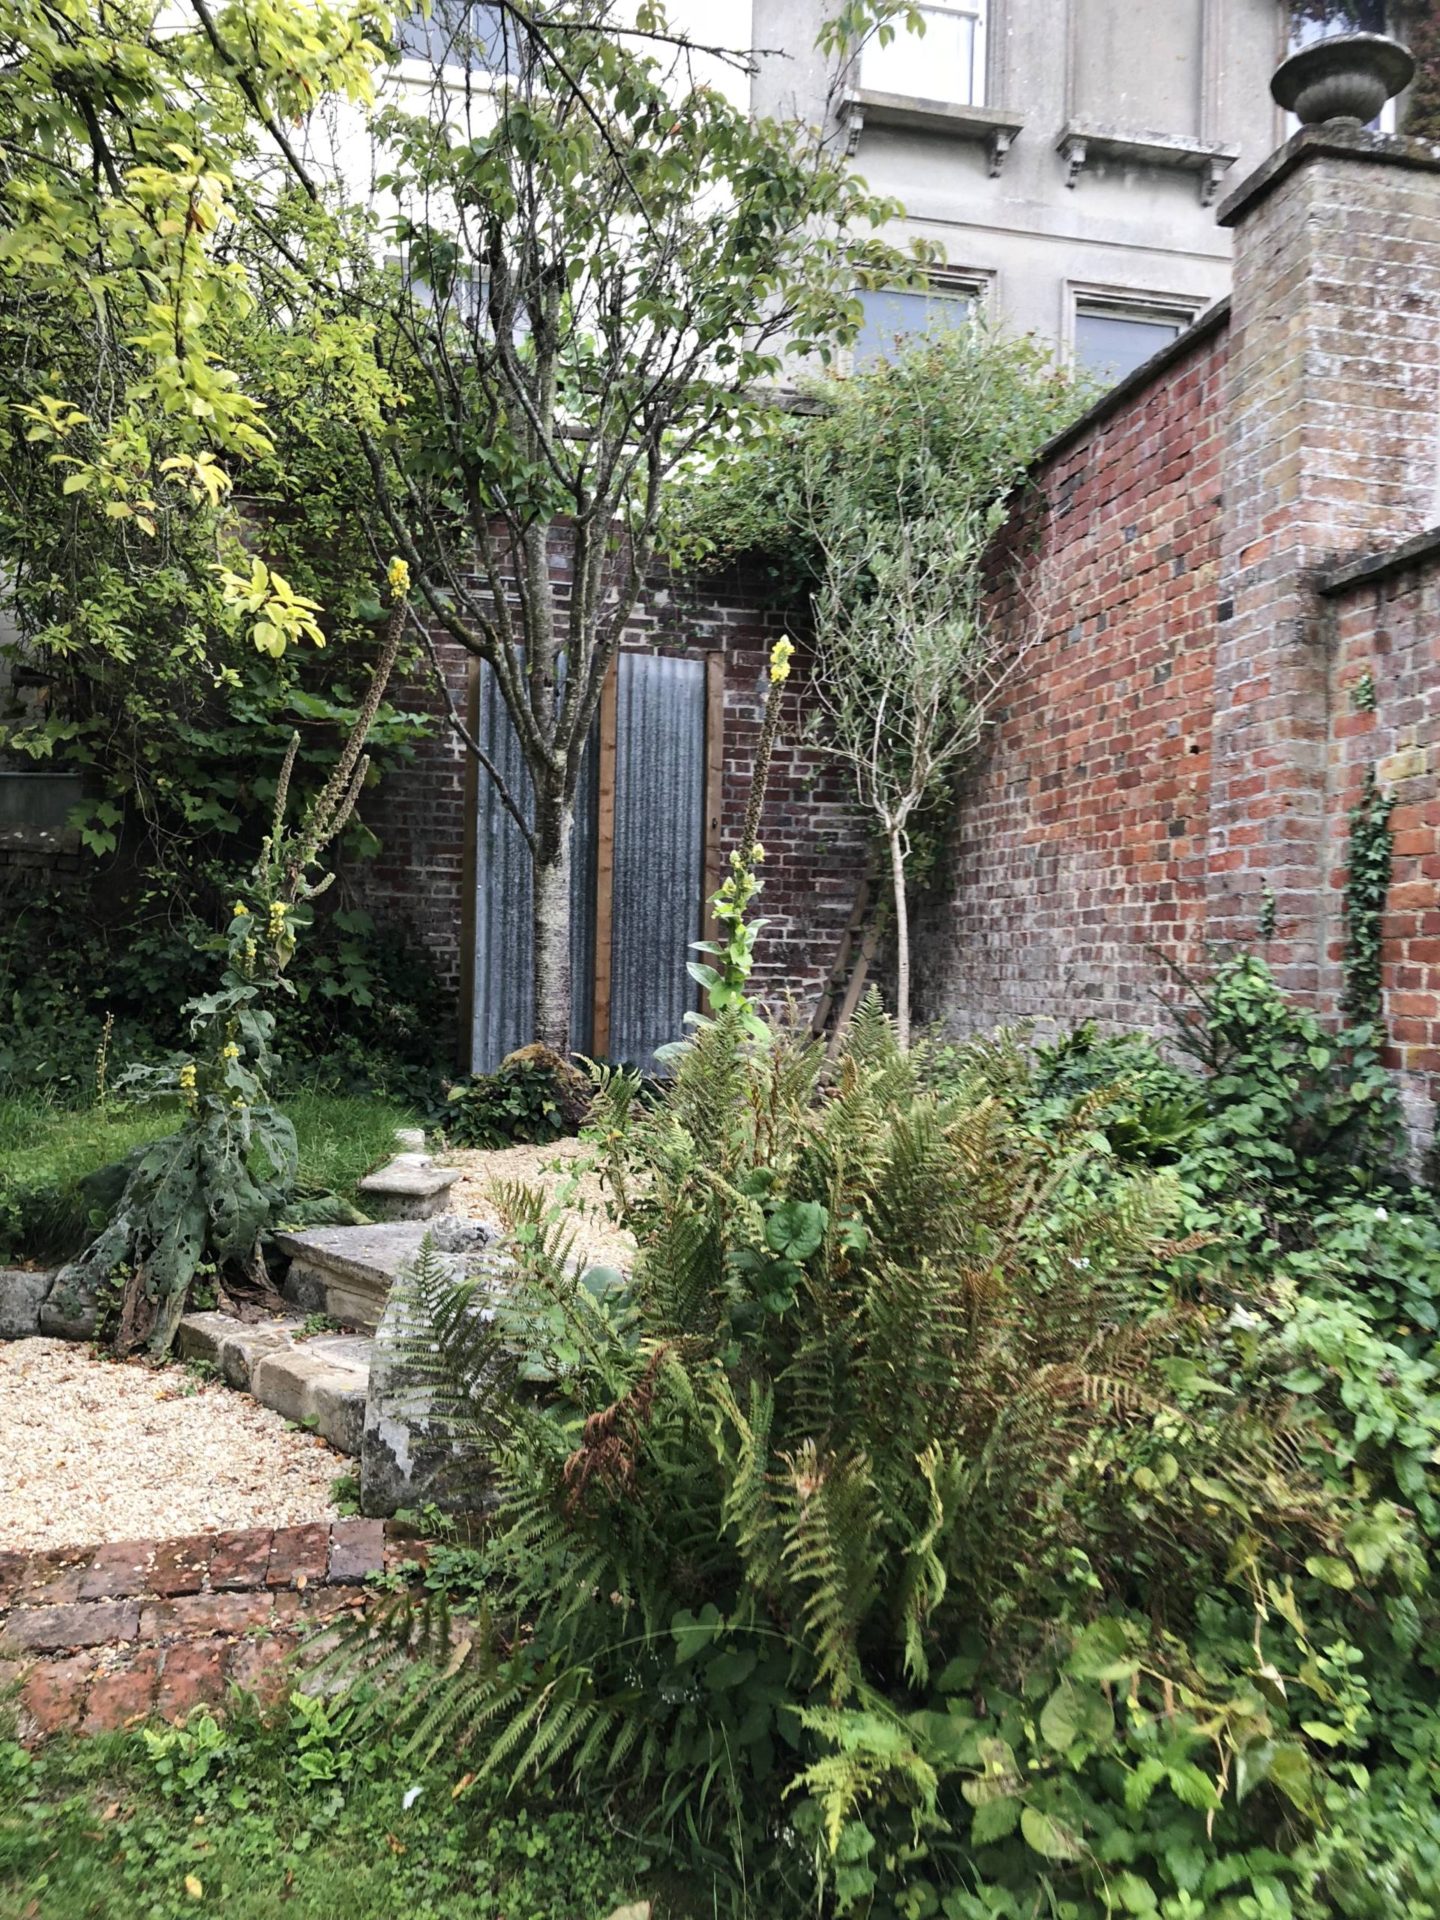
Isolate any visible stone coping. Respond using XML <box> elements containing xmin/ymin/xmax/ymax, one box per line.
<box><xmin>1216</xmin><ymin>124</ymin><xmax>1440</xmax><ymax>229</ymax></box>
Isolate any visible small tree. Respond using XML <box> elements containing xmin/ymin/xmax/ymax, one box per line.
<box><xmin>675</xmin><ymin>324</ymin><xmax>1082</xmax><ymax>1046</ymax></box>
<box><xmin>321</xmin><ymin>2</ymin><xmax>926</xmax><ymax>1049</ymax></box>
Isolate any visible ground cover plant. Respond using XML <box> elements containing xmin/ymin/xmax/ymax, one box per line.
<box><xmin>0</xmin><ymin>1694</ymin><xmax>656</xmax><ymax>1920</ymax></box>
<box><xmin>342</xmin><ymin>980</ymin><xmax>1440</xmax><ymax>1918</ymax></box>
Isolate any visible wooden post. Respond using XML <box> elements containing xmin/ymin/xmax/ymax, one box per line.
<box><xmin>810</xmin><ymin>870</ymin><xmax>873</xmax><ymax>1039</ymax></box>
<box><xmin>702</xmin><ymin>652</ymin><xmax>726</xmax><ymax>948</ymax></box>
<box><xmin>591</xmin><ymin>660</ymin><xmax>620</xmax><ymax>1058</ymax></box>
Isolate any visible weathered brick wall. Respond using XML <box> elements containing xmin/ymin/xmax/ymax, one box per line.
<box><xmin>1325</xmin><ymin>537</ymin><xmax>1440</xmax><ymax>1139</ymax></box>
<box><xmin>915</xmin><ymin>317</ymin><xmax>1228</xmax><ymax>1041</ymax></box>
<box><xmin>350</xmin><ymin>565</ymin><xmax>868</xmax><ymax>1057</ymax></box>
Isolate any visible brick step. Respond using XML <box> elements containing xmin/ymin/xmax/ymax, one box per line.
<box><xmin>177</xmin><ymin>1311</ymin><xmax>372</xmax><ymax>1454</ymax></box>
<box><xmin>0</xmin><ymin>1520</ymin><xmax>399</xmax><ymax>1742</ymax></box>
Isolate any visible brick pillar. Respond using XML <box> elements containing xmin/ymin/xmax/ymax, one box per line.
<box><xmin>1209</xmin><ymin>126</ymin><xmax>1440</xmax><ymax>1003</ymax></box>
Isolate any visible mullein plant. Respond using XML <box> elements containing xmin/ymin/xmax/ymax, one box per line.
<box><xmin>50</xmin><ymin>561</ymin><xmax>413</xmax><ymax>1355</ymax></box>
<box><xmin>687</xmin><ymin>638</ymin><xmax>793</xmax><ymax>1042</ymax></box>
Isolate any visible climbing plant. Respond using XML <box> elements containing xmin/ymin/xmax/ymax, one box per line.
<box><xmin>1341</xmin><ymin>765</ymin><xmax>1396</xmax><ymax>1029</ymax></box>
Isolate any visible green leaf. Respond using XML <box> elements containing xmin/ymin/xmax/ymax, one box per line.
<box><xmin>1304</xmin><ymin>1554</ymin><xmax>1356</xmax><ymax>1591</ymax></box>
<box><xmin>970</xmin><ymin>1795</ymin><xmax>1019</xmax><ymax>1845</ymax></box>
<box><xmin>1020</xmin><ymin>1805</ymin><xmax>1083</xmax><ymax>1862</ymax></box>
<box><xmin>1039</xmin><ymin>1681</ymin><xmax>1112</xmax><ymax>1753</ymax></box>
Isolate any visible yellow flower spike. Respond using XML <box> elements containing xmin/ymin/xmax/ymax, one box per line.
<box><xmin>768</xmin><ymin>638</ymin><xmax>794</xmax><ymax>684</ymax></box>
<box><xmin>751</xmin><ymin>844</ymin><xmax>766</xmax><ymax>863</ymax></box>
<box><xmin>386</xmin><ymin>556</ymin><xmax>411</xmax><ymax>599</ymax></box>
<box><xmin>233</xmin><ymin>900</ymin><xmax>250</xmax><ymax>918</ymax></box>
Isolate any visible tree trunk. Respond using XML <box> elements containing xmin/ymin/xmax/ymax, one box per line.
<box><xmin>533</xmin><ymin>796</ymin><xmax>574</xmax><ymax>1053</ymax></box>
<box><xmin>887</xmin><ymin>824</ymin><xmax>911</xmax><ymax>1050</ymax></box>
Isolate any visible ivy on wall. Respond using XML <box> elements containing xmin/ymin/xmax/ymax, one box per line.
<box><xmin>1341</xmin><ymin>765</ymin><xmax>1396</xmax><ymax>1028</ymax></box>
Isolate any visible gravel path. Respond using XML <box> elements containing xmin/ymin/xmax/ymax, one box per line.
<box><xmin>443</xmin><ymin>1136</ymin><xmax>636</xmax><ymax>1270</ymax></box>
<box><xmin>0</xmin><ymin>1339</ymin><xmax>343</xmax><ymax>1551</ymax></box>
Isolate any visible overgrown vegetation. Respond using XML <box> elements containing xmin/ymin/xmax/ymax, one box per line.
<box><xmin>46</xmin><ymin>574</ymin><xmax>412</xmax><ymax>1352</ymax></box>
<box><xmin>0</xmin><ymin>1091</ymin><xmax>412</xmax><ymax>1267</ymax></box>
<box><xmin>341</xmin><ymin>964</ymin><xmax>1440</xmax><ymax>1917</ymax></box>
<box><xmin>0</xmin><ymin>1696</ymin><xmax>656</xmax><ymax>1920</ymax></box>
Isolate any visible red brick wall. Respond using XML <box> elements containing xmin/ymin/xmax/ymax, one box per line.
<box><xmin>916</xmin><ymin>318</ymin><xmax>1228</xmax><ymax>1041</ymax></box>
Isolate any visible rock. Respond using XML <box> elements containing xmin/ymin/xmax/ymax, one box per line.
<box><xmin>275</xmin><ymin>1216</ymin><xmax>500</xmax><ymax>1328</ymax></box>
<box><xmin>274</xmin><ymin>1221</ymin><xmax>438</xmax><ymax>1328</ymax></box>
<box><xmin>0</xmin><ymin>1268</ymin><xmax>54</xmax><ymax>1340</ymax></box>
<box><xmin>38</xmin><ymin>1264</ymin><xmax>99</xmax><ymax>1340</ymax></box>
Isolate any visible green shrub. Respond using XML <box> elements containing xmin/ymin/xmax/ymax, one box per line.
<box><xmin>443</xmin><ymin>1046</ymin><xmax>592</xmax><ymax>1150</ymax></box>
<box><xmin>0</xmin><ymin>884</ymin><xmax>450</xmax><ymax>1110</ymax></box>
<box><xmin>350</xmin><ymin>1000</ymin><xmax>1440</xmax><ymax>1916</ymax></box>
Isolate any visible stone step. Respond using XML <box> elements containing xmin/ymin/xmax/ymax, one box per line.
<box><xmin>357</xmin><ymin>1153</ymin><xmax>463</xmax><ymax>1222</ymax></box>
<box><xmin>177</xmin><ymin>1311</ymin><xmax>371</xmax><ymax>1456</ymax></box>
<box><xmin>272</xmin><ymin>1221</ymin><xmax>438</xmax><ymax>1328</ymax></box>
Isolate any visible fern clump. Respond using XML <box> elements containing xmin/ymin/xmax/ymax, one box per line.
<box><xmin>352</xmin><ymin>999</ymin><xmax>1440</xmax><ymax>1916</ymax></box>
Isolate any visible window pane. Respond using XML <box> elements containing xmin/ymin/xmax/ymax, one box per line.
<box><xmin>864</xmin><ymin>1</ymin><xmax>986</xmax><ymax>106</ymax></box>
<box><xmin>855</xmin><ymin>286</ymin><xmax>972</xmax><ymax>367</ymax></box>
<box><xmin>1074</xmin><ymin>310</ymin><xmax>1184</xmax><ymax>386</ymax></box>
<box><xmin>399</xmin><ymin>3</ymin><xmax>516</xmax><ymax>72</ymax></box>
<box><xmin>1289</xmin><ymin>1</ymin><xmax>1386</xmax><ymax>49</ymax></box>
<box><xmin>0</xmin><ymin>772</ymin><xmax>83</xmax><ymax>833</ymax></box>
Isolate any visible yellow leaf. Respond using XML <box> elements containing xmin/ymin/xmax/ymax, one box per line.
<box><xmin>184</xmin><ymin>1873</ymin><xmax>203</xmax><ymax>1899</ymax></box>
<box><xmin>104</xmin><ymin>502</ymin><xmax>134</xmax><ymax>519</ymax></box>
<box><xmin>451</xmin><ymin>1772</ymin><xmax>476</xmax><ymax>1800</ymax></box>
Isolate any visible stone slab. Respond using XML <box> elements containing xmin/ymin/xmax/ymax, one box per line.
<box><xmin>250</xmin><ymin>1349</ymin><xmax>368</xmax><ymax>1456</ymax></box>
<box><xmin>357</xmin><ymin>1158</ymin><xmax>464</xmax><ymax>1223</ymax></box>
<box><xmin>0</xmin><ymin>1268</ymin><xmax>53</xmax><ymax>1340</ymax></box>
<box><xmin>177</xmin><ymin>1311</ymin><xmax>302</xmax><ymax>1390</ymax></box>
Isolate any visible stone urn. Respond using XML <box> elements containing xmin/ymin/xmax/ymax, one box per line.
<box><xmin>1271</xmin><ymin>32</ymin><xmax>1416</xmax><ymax>128</ymax></box>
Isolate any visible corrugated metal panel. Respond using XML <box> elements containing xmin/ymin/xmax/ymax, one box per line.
<box><xmin>608</xmin><ymin>653</ymin><xmax>705</xmax><ymax>1070</ymax></box>
<box><xmin>469</xmin><ymin>663</ymin><xmax>597</xmax><ymax>1072</ymax></box>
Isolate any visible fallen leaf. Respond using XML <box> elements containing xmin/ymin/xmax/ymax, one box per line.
<box><xmin>451</xmin><ymin>1772</ymin><xmax>476</xmax><ymax>1800</ymax></box>
<box><xmin>102</xmin><ymin>1802</ymin><xmax>121</xmax><ymax>1821</ymax></box>
<box><xmin>184</xmin><ymin>1873</ymin><xmax>203</xmax><ymax>1899</ymax></box>
<box><xmin>295</xmin><ymin>1574</ymin><xmax>307</xmax><ymax>1591</ymax></box>
<box><xmin>386</xmin><ymin>1832</ymin><xmax>406</xmax><ymax>1854</ymax></box>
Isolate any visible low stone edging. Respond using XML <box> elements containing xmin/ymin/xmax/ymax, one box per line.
<box><xmin>0</xmin><ymin>1519</ymin><xmax>412</xmax><ymax>1743</ymax></box>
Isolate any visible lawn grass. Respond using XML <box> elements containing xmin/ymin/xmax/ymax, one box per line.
<box><xmin>0</xmin><ymin>1698</ymin><xmax>666</xmax><ymax>1920</ymax></box>
<box><xmin>0</xmin><ymin>1090</ymin><xmax>419</xmax><ymax>1264</ymax></box>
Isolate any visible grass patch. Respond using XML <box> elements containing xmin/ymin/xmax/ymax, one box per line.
<box><xmin>0</xmin><ymin>1091</ymin><xmax>418</xmax><ymax>1264</ymax></box>
<box><xmin>0</xmin><ymin>1696</ymin><xmax>665</xmax><ymax>1920</ymax></box>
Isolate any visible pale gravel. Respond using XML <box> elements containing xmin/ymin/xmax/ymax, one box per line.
<box><xmin>441</xmin><ymin>1136</ymin><xmax>636</xmax><ymax>1271</ymax></box>
<box><xmin>0</xmin><ymin>1338</ymin><xmax>342</xmax><ymax>1552</ymax></box>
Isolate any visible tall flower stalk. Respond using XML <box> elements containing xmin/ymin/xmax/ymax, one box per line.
<box><xmin>49</xmin><ymin>564</ymin><xmax>412</xmax><ymax>1355</ymax></box>
<box><xmin>688</xmin><ymin>639</ymin><xmax>793</xmax><ymax>1039</ymax></box>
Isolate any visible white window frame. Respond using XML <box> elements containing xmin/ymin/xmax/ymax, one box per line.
<box><xmin>861</xmin><ymin>0</ymin><xmax>990</xmax><ymax>109</ymax></box>
<box><xmin>1067</xmin><ymin>284</ymin><xmax>1204</xmax><ymax>383</ymax></box>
